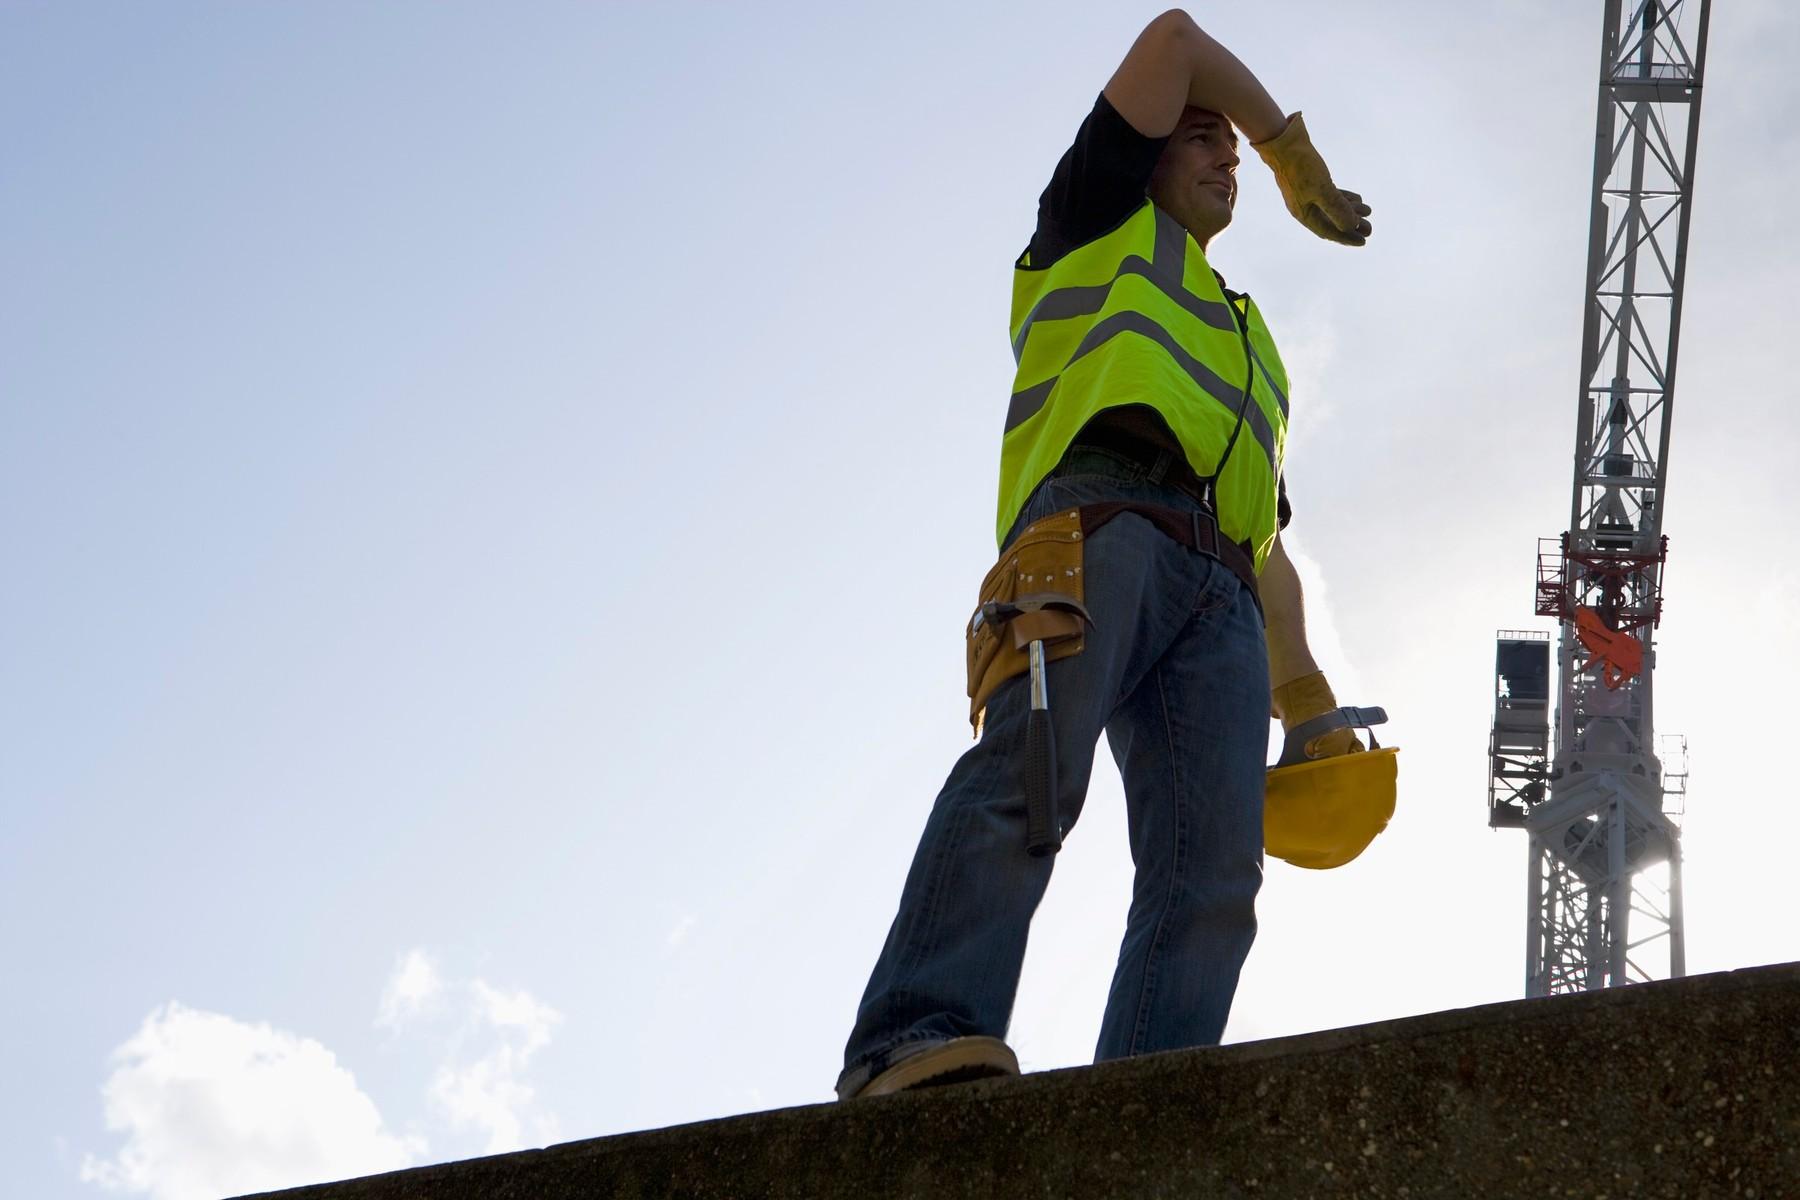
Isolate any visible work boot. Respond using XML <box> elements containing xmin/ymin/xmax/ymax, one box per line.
<box><xmin>840</xmin><ymin>1036</ymin><xmax>1020</xmax><ymax>1100</ymax></box>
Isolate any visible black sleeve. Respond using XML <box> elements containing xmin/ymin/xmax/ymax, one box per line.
<box><xmin>1025</xmin><ymin>93</ymin><xmax>1170</xmax><ymax>267</ymax></box>
<box><xmin>1278</xmin><ymin>476</ymin><xmax>1292</xmax><ymax>530</ymax></box>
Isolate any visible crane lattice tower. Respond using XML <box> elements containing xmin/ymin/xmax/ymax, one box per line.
<box><xmin>1487</xmin><ymin>0</ymin><xmax>1710</xmax><ymax>998</ymax></box>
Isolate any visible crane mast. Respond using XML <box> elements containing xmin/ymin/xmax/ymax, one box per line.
<box><xmin>1488</xmin><ymin>0</ymin><xmax>1710</xmax><ymax>997</ymax></box>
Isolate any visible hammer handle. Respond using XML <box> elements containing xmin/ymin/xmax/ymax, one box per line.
<box><xmin>1024</xmin><ymin>641</ymin><xmax>1061</xmax><ymax>857</ymax></box>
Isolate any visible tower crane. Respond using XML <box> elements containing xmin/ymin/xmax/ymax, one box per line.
<box><xmin>1488</xmin><ymin>0</ymin><xmax>1710</xmax><ymax>997</ymax></box>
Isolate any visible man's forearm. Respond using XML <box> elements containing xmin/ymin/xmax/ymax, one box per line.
<box><xmin>1261</xmin><ymin>534</ymin><xmax>1319</xmax><ymax>691</ymax></box>
<box><xmin>1107</xmin><ymin>11</ymin><xmax>1288</xmax><ymax>142</ymax></box>
<box><xmin>1176</xmin><ymin>15</ymin><xmax>1287</xmax><ymax>141</ymax></box>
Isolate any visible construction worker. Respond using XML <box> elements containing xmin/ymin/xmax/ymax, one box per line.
<box><xmin>836</xmin><ymin>10</ymin><xmax>1374</xmax><ymax>1100</ymax></box>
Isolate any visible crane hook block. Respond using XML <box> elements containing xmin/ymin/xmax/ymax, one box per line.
<box><xmin>1573</xmin><ymin>607</ymin><xmax>1643</xmax><ymax>689</ymax></box>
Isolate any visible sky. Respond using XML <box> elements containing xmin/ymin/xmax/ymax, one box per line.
<box><xmin>4</xmin><ymin>1</ymin><xmax>1797</xmax><ymax>1197</ymax></box>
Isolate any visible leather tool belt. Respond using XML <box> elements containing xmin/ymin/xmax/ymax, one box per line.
<box><xmin>964</xmin><ymin>501</ymin><xmax>1262</xmax><ymax>735</ymax></box>
<box><xmin>1079</xmin><ymin>501</ymin><xmax>1261</xmax><ymax>612</ymax></box>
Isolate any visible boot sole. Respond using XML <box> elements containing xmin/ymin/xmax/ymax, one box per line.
<box><xmin>855</xmin><ymin>1036</ymin><xmax>1020</xmax><ymax>1097</ymax></box>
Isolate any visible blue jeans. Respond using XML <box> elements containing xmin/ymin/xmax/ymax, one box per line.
<box><xmin>836</xmin><ymin>446</ymin><xmax>1269</xmax><ymax>1100</ymax></box>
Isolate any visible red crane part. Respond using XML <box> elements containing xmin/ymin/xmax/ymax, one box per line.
<box><xmin>1573</xmin><ymin>606</ymin><xmax>1643</xmax><ymax>689</ymax></box>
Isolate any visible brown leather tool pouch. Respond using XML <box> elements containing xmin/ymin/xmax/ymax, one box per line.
<box><xmin>965</xmin><ymin>506</ymin><xmax>1090</xmax><ymax>735</ymax></box>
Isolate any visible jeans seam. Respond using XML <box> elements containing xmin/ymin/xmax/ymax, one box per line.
<box><xmin>904</xmin><ymin>794</ymin><xmax>970</xmax><ymax>978</ymax></box>
<box><xmin>1129</xmin><ymin>663</ymin><xmax>1187</xmax><ymax>1055</ymax></box>
<box><xmin>1190</xmin><ymin>558</ymin><xmax>1233</xmax><ymax>616</ymax></box>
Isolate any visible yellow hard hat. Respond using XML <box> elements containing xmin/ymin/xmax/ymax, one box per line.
<box><xmin>1264</xmin><ymin>706</ymin><xmax>1399</xmax><ymax>870</ymax></box>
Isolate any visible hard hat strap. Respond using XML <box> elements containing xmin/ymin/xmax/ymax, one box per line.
<box><xmin>1275</xmin><ymin>705</ymin><xmax>1390</xmax><ymax>768</ymax></box>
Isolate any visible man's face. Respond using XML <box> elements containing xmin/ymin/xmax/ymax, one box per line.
<box><xmin>1147</xmin><ymin>107</ymin><xmax>1240</xmax><ymax>248</ymax></box>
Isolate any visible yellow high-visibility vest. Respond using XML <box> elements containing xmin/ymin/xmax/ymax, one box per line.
<box><xmin>1000</xmin><ymin>199</ymin><xmax>1290</xmax><ymax>571</ymax></box>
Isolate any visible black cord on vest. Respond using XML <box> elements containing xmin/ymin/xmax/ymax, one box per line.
<box><xmin>1198</xmin><ymin>288</ymin><xmax>1257</xmax><ymax>512</ymax></box>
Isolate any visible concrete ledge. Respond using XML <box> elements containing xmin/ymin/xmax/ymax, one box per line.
<box><xmin>242</xmin><ymin>962</ymin><xmax>1800</xmax><ymax>1199</ymax></box>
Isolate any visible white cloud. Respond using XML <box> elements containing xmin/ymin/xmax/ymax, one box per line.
<box><xmin>378</xmin><ymin>950</ymin><xmax>563</xmax><ymax>1156</ymax></box>
<box><xmin>80</xmin><ymin>954</ymin><xmax>565</xmax><ymax>1200</ymax></box>
<box><xmin>1276</xmin><ymin>530</ymin><xmax>1361</xmax><ymax>702</ymax></box>
<box><xmin>429</xmin><ymin>1051</ymin><xmax>553</xmax><ymax>1157</ymax></box>
<box><xmin>664</xmin><ymin>914</ymin><xmax>697</xmax><ymax>953</ymax></box>
<box><xmin>430</xmin><ymin>980</ymin><xmax>562</xmax><ymax>1154</ymax></box>
<box><xmin>376</xmin><ymin>948</ymin><xmax>444</xmax><ymax>1032</ymax></box>
<box><xmin>80</xmin><ymin>1003</ymin><xmax>423</xmax><ymax>1200</ymax></box>
<box><xmin>1266</xmin><ymin>303</ymin><xmax>1339</xmax><ymax>454</ymax></box>
<box><xmin>471</xmin><ymin>981</ymin><xmax>560</xmax><ymax>1057</ymax></box>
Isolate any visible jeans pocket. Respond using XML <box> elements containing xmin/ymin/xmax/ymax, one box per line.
<box><xmin>1190</xmin><ymin>561</ymin><xmax>1238</xmax><ymax>616</ymax></box>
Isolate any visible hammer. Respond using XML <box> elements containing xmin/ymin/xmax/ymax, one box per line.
<box><xmin>1024</xmin><ymin>639</ymin><xmax>1060</xmax><ymax>857</ymax></box>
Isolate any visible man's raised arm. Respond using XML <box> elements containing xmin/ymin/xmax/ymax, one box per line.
<box><xmin>1104</xmin><ymin>10</ymin><xmax>1373</xmax><ymax>246</ymax></box>
<box><xmin>1103</xmin><ymin>9</ymin><xmax>1286</xmax><ymax>141</ymax></box>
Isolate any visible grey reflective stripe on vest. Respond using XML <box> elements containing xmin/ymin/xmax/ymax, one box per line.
<box><xmin>1011</xmin><ymin>205</ymin><xmax>1234</xmax><ymax>366</ymax></box>
<box><xmin>1249</xmin><ymin>342</ymin><xmax>1289</xmax><ymax>418</ymax></box>
<box><xmin>1004</xmin><ymin>310</ymin><xmax>1278</xmax><ymax>473</ymax></box>
<box><xmin>1010</xmin><ymin>258</ymin><xmax>1237</xmax><ymax>365</ymax></box>
<box><xmin>1151</xmin><ymin>205</ymin><xmax>1185</xmax><ymax>276</ymax></box>
<box><xmin>1006</xmin><ymin>377</ymin><xmax>1057</xmax><ymax>431</ymax></box>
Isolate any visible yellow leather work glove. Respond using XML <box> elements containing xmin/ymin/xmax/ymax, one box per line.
<box><xmin>1251</xmin><ymin>113</ymin><xmax>1372</xmax><ymax>247</ymax></box>
<box><xmin>1272</xmin><ymin>670</ymin><xmax>1364</xmax><ymax>759</ymax></box>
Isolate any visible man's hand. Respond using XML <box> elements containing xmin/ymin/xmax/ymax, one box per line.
<box><xmin>1251</xmin><ymin>113</ymin><xmax>1372</xmax><ymax>246</ymax></box>
<box><xmin>1272</xmin><ymin>670</ymin><xmax>1363</xmax><ymax>758</ymax></box>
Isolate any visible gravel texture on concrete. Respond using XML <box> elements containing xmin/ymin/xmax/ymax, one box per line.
<box><xmin>238</xmin><ymin>961</ymin><xmax>1800</xmax><ymax>1200</ymax></box>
